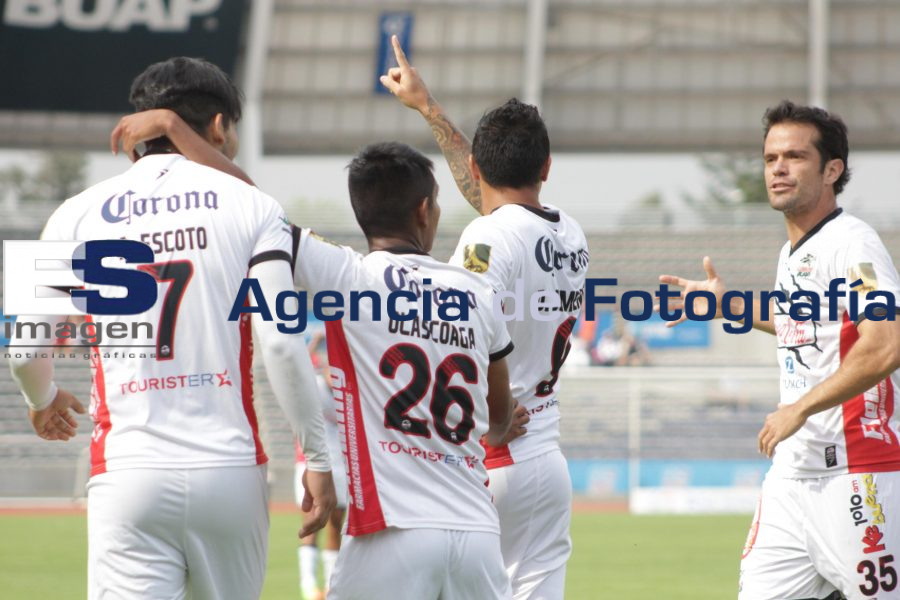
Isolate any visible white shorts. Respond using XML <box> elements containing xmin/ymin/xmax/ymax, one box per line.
<box><xmin>328</xmin><ymin>527</ymin><xmax>511</xmax><ymax>600</ymax></box>
<box><xmin>488</xmin><ymin>449</ymin><xmax>573</xmax><ymax>600</ymax></box>
<box><xmin>87</xmin><ymin>465</ymin><xmax>268</xmax><ymax>600</ymax></box>
<box><xmin>295</xmin><ymin>461</ymin><xmax>348</xmax><ymax>509</ymax></box>
<box><xmin>740</xmin><ymin>470</ymin><xmax>900</xmax><ymax>600</ymax></box>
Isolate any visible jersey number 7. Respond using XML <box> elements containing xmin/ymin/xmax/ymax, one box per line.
<box><xmin>137</xmin><ymin>260</ymin><xmax>194</xmax><ymax>361</ymax></box>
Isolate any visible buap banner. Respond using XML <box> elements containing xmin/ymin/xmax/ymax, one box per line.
<box><xmin>0</xmin><ymin>0</ymin><xmax>244</xmax><ymax>113</ymax></box>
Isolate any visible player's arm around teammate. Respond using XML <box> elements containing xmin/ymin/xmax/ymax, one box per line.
<box><xmin>112</xmin><ymin>108</ymin><xmax>255</xmax><ymax>186</ymax></box>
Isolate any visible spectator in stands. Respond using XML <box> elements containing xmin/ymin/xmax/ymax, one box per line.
<box><xmin>591</xmin><ymin>318</ymin><xmax>650</xmax><ymax>367</ymax></box>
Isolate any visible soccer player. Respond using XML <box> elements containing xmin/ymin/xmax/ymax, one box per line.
<box><xmin>659</xmin><ymin>101</ymin><xmax>900</xmax><ymax>599</ymax></box>
<box><xmin>381</xmin><ymin>36</ymin><xmax>590</xmax><ymax>599</ymax></box>
<box><xmin>9</xmin><ymin>57</ymin><xmax>336</xmax><ymax>600</ymax></box>
<box><xmin>294</xmin><ymin>142</ymin><xmax>516</xmax><ymax>599</ymax></box>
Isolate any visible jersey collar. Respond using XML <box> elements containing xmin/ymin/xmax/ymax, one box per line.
<box><xmin>376</xmin><ymin>245</ymin><xmax>430</xmax><ymax>256</ymax></box>
<box><xmin>492</xmin><ymin>203</ymin><xmax>560</xmax><ymax>223</ymax></box>
<box><xmin>790</xmin><ymin>207</ymin><xmax>843</xmax><ymax>255</ymax></box>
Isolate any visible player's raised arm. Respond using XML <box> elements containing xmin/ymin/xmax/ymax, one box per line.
<box><xmin>658</xmin><ymin>256</ymin><xmax>776</xmax><ymax>335</ymax></box>
<box><xmin>380</xmin><ymin>35</ymin><xmax>484</xmax><ymax>214</ymax></box>
<box><xmin>246</xmin><ymin>259</ymin><xmax>336</xmax><ymax>536</ymax></box>
<box><xmin>111</xmin><ymin>109</ymin><xmax>255</xmax><ymax>187</ymax></box>
<box><xmin>484</xmin><ymin>357</ymin><xmax>515</xmax><ymax>447</ymax></box>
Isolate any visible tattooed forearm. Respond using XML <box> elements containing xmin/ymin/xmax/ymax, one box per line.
<box><xmin>422</xmin><ymin>97</ymin><xmax>483</xmax><ymax>214</ymax></box>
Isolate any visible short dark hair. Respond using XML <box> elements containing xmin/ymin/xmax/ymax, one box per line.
<box><xmin>347</xmin><ymin>142</ymin><xmax>436</xmax><ymax>239</ymax></box>
<box><xmin>472</xmin><ymin>98</ymin><xmax>550</xmax><ymax>189</ymax></box>
<box><xmin>763</xmin><ymin>100</ymin><xmax>851</xmax><ymax>195</ymax></box>
<box><xmin>129</xmin><ymin>57</ymin><xmax>243</xmax><ymax>135</ymax></box>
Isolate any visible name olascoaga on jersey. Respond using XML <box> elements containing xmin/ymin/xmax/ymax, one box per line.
<box><xmin>773</xmin><ymin>209</ymin><xmax>900</xmax><ymax>478</ymax></box>
<box><xmin>292</xmin><ymin>229</ymin><xmax>513</xmax><ymax>537</ymax></box>
<box><xmin>40</xmin><ymin>154</ymin><xmax>292</xmax><ymax>476</ymax></box>
<box><xmin>450</xmin><ymin>204</ymin><xmax>589</xmax><ymax>468</ymax></box>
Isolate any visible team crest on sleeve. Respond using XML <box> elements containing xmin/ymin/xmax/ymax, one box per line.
<box><xmin>849</xmin><ymin>263</ymin><xmax>879</xmax><ymax>293</ymax></box>
<box><xmin>463</xmin><ymin>244</ymin><xmax>491</xmax><ymax>273</ymax></box>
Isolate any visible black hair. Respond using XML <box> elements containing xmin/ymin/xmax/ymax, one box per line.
<box><xmin>347</xmin><ymin>142</ymin><xmax>436</xmax><ymax>239</ymax></box>
<box><xmin>472</xmin><ymin>98</ymin><xmax>550</xmax><ymax>189</ymax></box>
<box><xmin>763</xmin><ymin>100</ymin><xmax>851</xmax><ymax>195</ymax></box>
<box><xmin>129</xmin><ymin>57</ymin><xmax>243</xmax><ymax>135</ymax></box>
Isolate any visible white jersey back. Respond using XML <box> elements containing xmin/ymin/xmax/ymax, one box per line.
<box><xmin>450</xmin><ymin>204</ymin><xmax>589</xmax><ymax>467</ymax></box>
<box><xmin>293</xmin><ymin>229</ymin><xmax>513</xmax><ymax>537</ymax></box>
<box><xmin>40</xmin><ymin>154</ymin><xmax>292</xmax><ymax>476</ymax></box>
<box><xmin>773</xmin><ymin>209</ymin><xmax>900</xmax><ymax>477</ymax></box>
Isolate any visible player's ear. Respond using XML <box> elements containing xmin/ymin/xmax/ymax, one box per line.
<box><xmin>468</xmin><ymin>155</ymin><xmax>481</xmax><ymax>181</ymax></box>
<box><xmin>823</xmin><ymin>158</ymin><xmax>843</xmax><ymax>187</ymax></box>
<box><xmin>415</xmin><ymin>196</ymin><xmax>430</xmax><ymax>228</ymax></box>
<box><xmin>540</xmin><ymin>155</ymin><xmax>552</xmax><ymax>182</ymax></box>
<box><xmin>206</xmin><ymin>113</ymin><xmax>227</xmax><ymax>148</ymax></box>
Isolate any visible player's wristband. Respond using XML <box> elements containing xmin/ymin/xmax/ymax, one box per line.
<box><xmin>24</xmin><ymin>381</ymin><xmax>58</xmax><ymax>412</ymax></box>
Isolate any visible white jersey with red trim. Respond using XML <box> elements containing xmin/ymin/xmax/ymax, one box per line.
<box><xmin>293</xmin><ymin>229</ymin><xmax>513</xmax><ymax>537</ymax></box>
<box><xmin>40</xmin><ymin>154</ymin><xmax>292</xmax><ymax>476</ymax></box>
<box><xmin>772</xmin><ymin>209</ymin><xmax>900</xmax><ymax>478</ymax></box>
<box><xmin>449</xmin><ymin>204</ymin><xmax>589</xmax><ymax>468</ymax></box>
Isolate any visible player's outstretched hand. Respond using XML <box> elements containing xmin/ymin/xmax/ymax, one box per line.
<box><xmin>29</xmin><ymin>388</ymin><xmax>86</xmax><ymax>442</ymax></box>
<box><xmin>111</xmin><ymin>109</ymin><xmax>177</xmax><ymax>162</ymax></box>
<box><xmin>299</xmin><ymin>469</ymin><xmax>337</xmax><ymax>538</ymax></box>
<box><xmin>657</xmin><ymin>256</ymin><xmax>727</xmax><ymax>327</ymax></box>
<box><xmin>379</xmin><ymin>34</ymin><xmax>431</xmax><ymax>114</ymax></box>
<box><xmin>758</xmin><ymin>403</ymin><xmax>807</xmax><ymax>458</ymax></box>
<box><xmin>494</xmin><ymin>401</ymin><xmax>529</xmax><ymax>447</ymax></box>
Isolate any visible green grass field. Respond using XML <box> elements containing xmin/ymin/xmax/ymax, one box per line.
<box><xmin>0</xmin><ymin>511</ymin><xmax>750</xmax><ymax>599</ymax></box>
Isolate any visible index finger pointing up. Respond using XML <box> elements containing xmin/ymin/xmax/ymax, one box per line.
<box><xmin>391</xmin><ymin>34</ymin><xmax>410</xmax><ymax>68</ymax></box>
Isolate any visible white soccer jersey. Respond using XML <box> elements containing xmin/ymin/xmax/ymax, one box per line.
<box><xmin>772</xmin><ymin>209</ymin><xmax>900</xmax><ymax>477</ymax></box>
<box><xmin>293</xmin><ymin>229</ymin><xmax>513</xmax><ymax>537</ymax></box>
<box><xmin>449</xmin><ymin>204</ymin><xmax>589</xmax><ymax>468</ymax></box>
<box><xmin>40</xmin><ymin>154</ymin><xmax>292</xmax><ymax>476</ymax></box>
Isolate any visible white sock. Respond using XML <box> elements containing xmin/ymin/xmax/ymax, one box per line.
<box><xmin>322</xmin><ymin>549</ymin><xmax>339</xmax><ymax>591</ymax></box>
<box><xmin>299</xmin><ymin>545</ymin><xmax>319</xmax><ymax>598</ymax></box>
